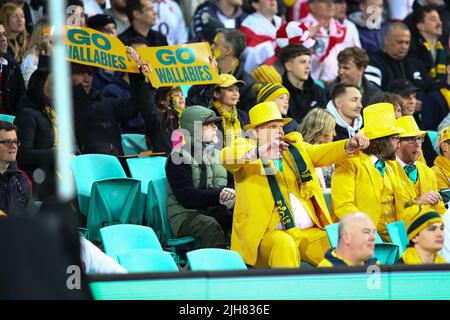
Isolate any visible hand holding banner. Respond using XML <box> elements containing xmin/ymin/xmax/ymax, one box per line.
<box><xmin>137</xmin><ymin>43</ymin><xmax>220</xmax><ymax>87</ymax></box>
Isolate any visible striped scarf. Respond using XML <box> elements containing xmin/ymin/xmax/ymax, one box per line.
<box><xmin>43</xmin><ymin>105</ymin><xmax>58</xmax><ymax>150</ymax></box>
<box><xmin>212</xmin><ymin>101</ymin><xmax>242</xmax><ymax>147</ymax></box>
<box><xmin>423</xmin><ymin>40</ymin><xmax>447</xmax><ymax>82</ymax></box>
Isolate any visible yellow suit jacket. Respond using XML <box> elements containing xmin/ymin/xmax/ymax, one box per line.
<box><xmin>331</xmin><ymin>153</ymin><xmax>409</xmax><ymax>226</ymax></box>
<box><xmin>388</xmin><ymin>159</ymin><xmax>446</xmax><ymax>215</ymax></box>
<box><xmin>220</xmin><ymin>132</ymin><xmax>351</xmax><ymax>266</ymax></box>
<box><xmin>432</xmin><ymin>155</ymin><xmax>450</xmax><ymax>190</ymax></box>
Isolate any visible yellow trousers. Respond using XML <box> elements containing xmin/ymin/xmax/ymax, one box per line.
<box><xmin>255</xmin><ymin>228</ymin><xmax>330</xmax><ymax>268</ymax></box>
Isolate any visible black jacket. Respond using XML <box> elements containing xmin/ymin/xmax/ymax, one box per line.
<box><xmin>283</xmin><ymin>74</ymin><xmax>328</xmax><ymax>123</ymax></box>
<box><xmin>422</xmin><ymin>82</ymin><xmax>450</xmax><ymax>131</ymax></box>
<box><xmin>118</xmin><ymin>26</ymin><xmax>168</xmax><ymax>46</ymax></box>
<box><xmin>73</xmin><ymin>74</ymin><xmax>152</xmax><ymax>155</ymax></box>
<box><xmin>14</xmin><ymin>96</ymin><xmax>55</xmax><ymax>173</ymax></box>
<box><xmin>0</xmin><ymin>162</ymin><xmax>33</xmax><ymax>216</ymax></box>
<box><xmin>2</xmin><ymin>61</ymin><xmax>26</xmax><ymax>114</ymax></box>
<box><xmin>14</xmin><ymin>96</ymin><xmax>57</xmax><ymax>199</ymax></box>
<box><xmin>365</xmin><ymin>51</ymin><xmax>435</xmax><ymax>97</ymax></box>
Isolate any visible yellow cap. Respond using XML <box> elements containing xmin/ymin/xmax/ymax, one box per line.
<box><xmin>244</xmin><ymin>101</ymin><xmax>292</xmax><ymax>131</ymax></box>
<box><xmin>396</xmin><ymin>116</ymin><xmax>426</xmax><ymax>138</ymax></box>
<box><xmin>362</xmin><ymin>103</ymin><xmax>400</xmax><ymax>140</ymax></box>
<box><xmin>439</xmin><ymin>126</ymin><xmax>450</xmax><ymax>144</ymax></box>
<box><xmin>402</xmin><ymin>202</ymin><xmax>443</xmax><ymax>240</ymax></box>
<box><xmin>217</xmin><ymin>73</ymin><xmax>245</xmax><ymax>88</ymax></box>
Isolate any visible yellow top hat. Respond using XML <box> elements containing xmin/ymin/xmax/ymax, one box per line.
<box><xmin>402</xmin><ymin>202</ymin><xmax>443</xmax><ymax>240</ymax></box>
<box><xmin>439</xmin><ymin>126</ymin><xmax>450</xmax><ymax>144</ymax></box>
<box><xmin>244</xmin><ymin>101</ymin><xmax>292</xmax><ymax>131</ymax></box>
<box><xmin>217</xmin><ymin>73</ymin><xmax>245</xmax><ymax>87</ymax></box>
<box><xmin>362</xmin><ymin>103</ymin><xmax>400</xmax><ymax>140</ymax></box>
<box><xmin>396</xmin><ymin>116</ymin><xmax>426</xmax><ymax>138</ymax></box>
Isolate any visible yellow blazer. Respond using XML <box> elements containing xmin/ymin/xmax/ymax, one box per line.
<box><xmin>388</xmin><ymin>159</ymin><xmax>446</xmax><ymax>215</ymax></box>
<box><xmin>331</xmin><ymin>153</ymin><xmax>409</xmax><ymax>226</ymax></box>
<box><xmin>432</xmin><ymin>155</ymin><xmax>450</xmax><ymax>190</ymax></box>
<box><xmin>220</xmin><ymin>132</ymin><xmax>352</xmax><ymax>266</ymax></box>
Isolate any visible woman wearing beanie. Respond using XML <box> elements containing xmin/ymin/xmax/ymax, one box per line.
<box><xmin>256</xmin><ymin>83</ymin><xmax>299</xmax><ymax>134</ymax></box>
<box><xmin>401</xmin><ymin>202</ymin><xmax>446</xmax><ymax>264</ymax></box>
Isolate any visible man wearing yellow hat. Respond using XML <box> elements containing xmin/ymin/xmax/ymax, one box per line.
<box><xmin>331</xmin><ymin>103</ymin><xmax>409</xmax><ymax>240</ymax></box>
<box><xmin>388</xmin><ymin>116</ymin><xmax>446</xmax><ymax>215</ymax></box>
<box><xmin>432</xmin><ymin>126</ymin><xmax>450</xmax><ymax>190</ymax></box>
<box><xmin>400</xmin><ymin>202</ymin><xmax>446</xmax><ymax>264</ymax></box>
<box><xmin>220</xmin><ymin>101</ymin><xmax>369</xmax><ymax>268</ymax></box>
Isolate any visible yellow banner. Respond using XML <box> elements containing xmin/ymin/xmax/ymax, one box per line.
<box><xmin>137</xmin><ymin>43</ymin><xmax>220</xmax><ymax>87</ymax></box>
<box><xmin>44</xmin><ymin>26</ymin><xmax>140</xmax><ymax>73</ymax></box>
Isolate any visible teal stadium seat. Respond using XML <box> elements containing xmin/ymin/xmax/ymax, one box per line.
<box><xmin>72</xmin><ymin>154</ymin><xmax>127</xmax><ymax>215</ymax></box>
<box><xmin>126</xmin><ymin>156</ymin><xmax>167</xmax><ymax>227</ymax></box>
<box><xmin>147</xmin><ymin>177</ymin><xmax>196</xmax><ymax>263</ymax></box>
<box><xmin>87</xmin><ymin>178</ymin><xmax>142</xmax><ymax>242</ymax></box>
<box><xmin>0</xmin><ymin>114</ymin><xmax>15</xmax><ymax>123</ymax></box>
<box><xmin>126</xmin><ymin>156</ymin><xmax>167</xmax><ymax>194</ymax></box>
<box><xmin>100</xmin><ymin>224</ymin><xmax>163</xmax><ymax>262</ymax></box>
<box><xmin>325</xmin><ymin>222</ymin><xmax>383</xmax><ymax>248</ymax></box>
<box><xmin>372</xmin><ymin>243</ymin><xmax>400</xmax><ymax>265</ymax></box>
<box><xmin>187</xmin><ymin>248</ymin><xmax>247</xmax><ymax>271</ymax></box>
<box><xmin>117</xmin><ymin>249</ymin><xmax>179</xmax><ymax>273</ymax></box>
<box><xmin>121</xmin><ymin>134</ymin><xmax>148</xmax><ymax>155</ymax></box>
<box><xmin>386</xmin><ymin>221</ymin><xmax>409</xmax><ymax>260</ymax></box>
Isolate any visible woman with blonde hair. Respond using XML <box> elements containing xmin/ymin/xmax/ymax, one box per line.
<box><xmin>0</xmin><ymin>2</ymin><xmax>29</xmax><ymax>64</ymax></box>
<box><xmin>299</xmin><ymin>108</ymin><xmax>336</xmax><ymax>189</ymax></box>
<box><xmin>21</xmin><ymin>17</ymin><xmax>50</xmax><ymax>88</ymax></box>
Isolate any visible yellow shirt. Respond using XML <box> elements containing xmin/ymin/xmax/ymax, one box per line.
<box><xmin>331</xmin><ymin>153</ymin><xmax>409</xmax><ymax>240</ymax></box>
<box><xmin>401</xmin><ymin>247</ymin><xmax>447</xmax><ymax>264</ymax></box>
<box><xmin>388</xmin><ymin>159</ymin><xmax>446</xmax><ymax>215</ymax></box>
<box><xmin>432</xmin><ymin>155</ymin><xmax>450</xmax><ymax>190</ymax></box>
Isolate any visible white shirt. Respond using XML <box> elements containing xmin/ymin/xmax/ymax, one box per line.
<box><xmin>276</xmin><ymin>193</ymin><xmax>315</xmax><ymax>230</ymax></box>
<box><xmin>80</xmin><ymin>237</ymin><xmax>127</xmax><ymax>274</ymax></box>
<box><xmin>396</xmin><ymin>156</ymin><xmax>415</xmax><ymax>169</ymax></box>
<box><xmin>152</xmin><ymin>0</ymin><xmax>188</xmax><ymax>45</ymax></box>
<box><xmin>440</xmin><ymin>208</ymin><xmax>450</xmax><ymax>262</ymax></box>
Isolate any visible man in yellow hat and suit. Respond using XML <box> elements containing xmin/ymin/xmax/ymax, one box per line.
<box><xmin>331</xmin><ymin>103</ymin><xmax>409</xmax><ymax>240</ymax></box>
<box><xmin>432</xmin><ymin>126</ymin><xmax>450</xmax><ymax>191</ymax></box>
<box><xmin>220</xmin><ymin>101</ymin><xmax>369</xmax><ymax>268</ymax></box>
<box><xmin>400</xmin><ymin>202</ymin><xmax>446</xmax><ymax>264</ymax></box>
<box><xmin>388</xmin><ymin>116</ymin><xmax>447</xmax><ymax>215</ymax></box>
